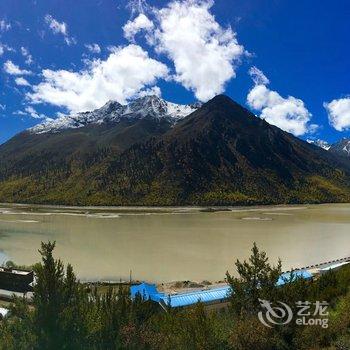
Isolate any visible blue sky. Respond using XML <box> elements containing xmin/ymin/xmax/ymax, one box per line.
<box><xmin>0</xmin><ymin>0</ymin><xmax>349</xmax><ymax>144</ymax></box>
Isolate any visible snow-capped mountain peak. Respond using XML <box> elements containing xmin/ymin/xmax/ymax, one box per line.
<box><xmin>98</xmin><ymin>100</ymin><xmax>124</xmax><ymax>115</ymax></box>
<box><xmin>330</xmin><ymin>137</ymin><xmax>350</xmax><ymax>157</ymax></box>
<box><xmin>123</xmin><ymin>95</ymin><xmax>168</xmax><ymax>119</ymax></box>
<box><xmin>309</xmin><ymin>137</ymin><xmax>350</xmax><ymax>159</ymax></box>
<box><xmin>306</xmin><ymin>139</ymin><xmax>331</xmax><ymax>150</ymax></box>
<box><xmin>343</xmin><ymin>143</ymin><xmax>350</xmax><ymax>155</ymax></box>
<box><xmin>29</xmin><ymin>96</ymin><xmax>200</xmax><ymax>134</ymax></box>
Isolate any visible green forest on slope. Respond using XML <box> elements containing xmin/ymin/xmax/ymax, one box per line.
<box><xmin>1</xmin><ymin>96</ymin><xmax>350</xmax><ymax>206</ymax></box>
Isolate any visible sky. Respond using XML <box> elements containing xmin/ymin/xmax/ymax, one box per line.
<box><xmin>0</xmin><ymin>0</ymin><xmax>349</xmax><ymax>145</ymax></box>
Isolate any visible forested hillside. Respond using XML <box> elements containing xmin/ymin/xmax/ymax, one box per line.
<box><xmin>1</xmin><ymin>95</ymin><xmax>350</xmax><ymax>205</ymax></box>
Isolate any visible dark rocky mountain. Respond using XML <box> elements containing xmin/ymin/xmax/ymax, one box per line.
<box><xmin>1</xmin><ymin>95</ymin><xmax>350</xmax><ymax>205</ymax></box>
<box><xmin>0</xmin><ymin>96</ymin><xmax>198</xmax><ymax>183</ymax></box>
<box><xmin>329</xmin><ymin>138</ymin><xmax>350</xmax><ymax>158</ymax></box>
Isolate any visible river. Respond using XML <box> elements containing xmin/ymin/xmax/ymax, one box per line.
<box><xmin>0</xmin><ymin>203</ymin><xmax>349</xmax><ymax>283</ymax></box>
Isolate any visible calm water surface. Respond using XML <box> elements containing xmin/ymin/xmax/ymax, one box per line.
<box><xmin>0</xmin><ymin>203</ymin><xmax>349</xmax><ymax>282</ymax></box>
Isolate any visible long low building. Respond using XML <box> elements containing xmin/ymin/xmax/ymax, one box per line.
<box><xmin>130</xmin><ymin>270</ymin><xmax>313</xmax><ymax>309</ymax></box>
<box><xmin>0</xmin><ymin>267</ymin><xmax>34</xmax><ymax>292</ymax></box>
<box><xmin>0</xmin><ymin>307</ymin><xmax>9</xmax><ymax>318</ymax></box>
<box><xmin>318</xmin><ymin>261</ymin><xmax>350</xmax><ymax>274</ymax></box>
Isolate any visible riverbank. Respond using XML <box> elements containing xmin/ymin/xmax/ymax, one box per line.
<box><xmin>76</xmin><ymin>255</ymin><xmax>350</xmax><ymax>298</ymax></box>
<box><xmin>2</xmin><ymin>255</ymin><xmax>349</xmax><ymax>306</ymax></box>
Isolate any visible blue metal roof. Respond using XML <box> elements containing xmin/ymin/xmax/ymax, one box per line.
<box><xmin>130</xmin><ymin>284</ymin><xmax>231</xmax><ymax>308</ymax></box>
<box><xmin>131</xmin><ymin>269</ymin><xmax>313</xmax><ymax>308</ymax></box>
<box><xmin>130</xmin><ymin>282</ymin><xmax>165</xmax><ymax>302</ymax></box>
<box><xmin>160</xmin><ymin>286</ymin><xmax>231</xmax><ymax>308</ymax></box>
<box><xmin>277</xmin><ymin>270</ymin><xmax>312</xmax><ymax>286</ymax></box>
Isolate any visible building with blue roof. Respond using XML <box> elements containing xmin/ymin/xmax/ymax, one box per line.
<box><xmin>130</xmin><ymin>269</ymin><xmax>313</xmax><ymax>309</ymax></box>
<box><xmin>162</xmin><ymin>286</ymin><xmax>231</xmax><ymax>308</ymax></box>
<box><xmin>131</xmin><ymin>283</ymin><xmax>231</xmax><ymax>309</ymax></box>
<box><xmin>130</xmin><ymin>282</ymin><xmax>165</xmax><ymax>302</ymax></box>
<box><xmin>319</xmin><ymin>261</ymin><xmax>350</xmax><ymax>274</ymax></box>
<box><xmin>277</xmin><ymin>270</ymin><xmax>312</xmax><ymax>286</ymax></box>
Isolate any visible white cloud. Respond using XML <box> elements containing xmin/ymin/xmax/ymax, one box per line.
<box><xmin>13</xmin><ymin>110</ymin><xmax>27</xmax><ymax>116</ymax></box>
<box><xmin>29</xmin><ymin>1</ymin><xmax>245</xmax><ymax>113</ymax></box>
<box><xmin>0</xmin><ymin>20</ymin><xmax>11</xmax><ymax>32</ymax></box>
<box><xmin>147</xmin><ymin>0</ymin><xmax>244</xmax><ymax>101</ymax></box>
<box><xmin>25</xmin><ymin>106</ymin><xmax>46</xmax><ymax>119</ymax></box>
<box><xmin>123</xmin><ymin>14</ymin><xmax>154</xmax><ymax>41</ymax></box>
<box><xmin>126</xmin><ymin>0</ymin><xmax>150</xmax><ymax>17</ymax></box>
<box><xmin>14</xmin><ymin>106</ymin><xmax>46</xmax><ymax>119</ymax></box>
<box><xmin>0</xmin><ymin>43</ymin><xmax>15</xmax><ymax>56</ymax></box>
<box><xmin>15</xmin><ymin>77</ymin><xmax>31</xmax><ymax>87</ymax></box>
<box><xmin>308</xmin><ymin>123</ymin><xmax>319</xmax><ymax>134</ymax></box>
<box><xmin>85</xmin><ymin>43</ymin><xmax>101</xmax><ymax>54</ymax></box>
<box><xmin>247</xmin><ymin>66</ymin><xmax>312</xmax><ymax>136</ymax></box>
<box><xmin>28</xmin><ymin>44</ymin><xmax>169</xmax><ymax>113</ymax></box>
<box><xmin>324</xmin><ymin>97</ymin><xmax>350</xmax><ymax>131</ymax></box>
<box><xmin>21</xmin><ymin>47</ymin><xmax>34</xmax><ymax>65</ymax></box>
<box><xmin>3</xmin><ymin>60</ymin><xmax>32</xmax><ymax>75</ymax></box>
<box><xmin>248</xmin><ymin>66</ymin><xmax>269</xmax><ymax>85</ymax></box>
<box><xmin>44</xmin><ymin>14</ymin><xmax>67</xmax><ymax>35</ymax></box>
<box><xmin>44</xmin><ymin>14</ymin><xmax>76</xmax><ymax>45</ymax></box>
<box><xmin>136</xmin><ymin>86</ymin><xmax>161</xmax><ymax>98</ymax></box>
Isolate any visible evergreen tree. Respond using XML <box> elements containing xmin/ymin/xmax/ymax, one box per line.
<box><xmin>226</xmin><ymin>242</ymin><xmax>282</xmax><ymax>316</ymax></box>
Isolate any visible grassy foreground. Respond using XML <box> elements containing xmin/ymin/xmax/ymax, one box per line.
<box><xmin>1</xmin><ymin>242</ymin><xmax>350</xmax><ymax>350</ymax></box>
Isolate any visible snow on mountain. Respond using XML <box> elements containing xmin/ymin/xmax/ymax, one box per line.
<box><xmin>329</xmin><ymin>138</ymin><xmax>350</xmax><ymax>157</ymax></box>
<box><xmin>29</xmin><ymin>96</ymin><xmax>200</xmax><ymax>134</ymax></box>
<box><xmin>306</xmin><ymin>139</ymin><xmax>331</xmax><ymax>150</ymax></box>
<box><xmin>308</xmin><ymin>137</ymin><xmax>350</xmax><ymax>158</ymax></box>
<box><xmin>343</xmin><ymin>141</ymin><xmax>350</xmax><ymax>156</ymax></box>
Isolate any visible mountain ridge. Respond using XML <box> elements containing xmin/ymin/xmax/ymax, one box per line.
<box><xmin>99</xmin><ymin>95</ymin><xmax>350</xmax><ymax>205</ymax></box>
<box><xmin>329</xmin><ymin>138</ymin><xmax>350</xmax><ymax>158</ymax></box>
<box><xmin>1</xmin><ymin>95</ymin><xmax>350</xmax><ymax>206</ymax></box>
<box><xmin>308</xmin><ymin>137</ymin><xmax>350</xmax><ymax>159</ymax></box>
<box><xmin>30</xmin><ymin>95</ymin><xmax>201</xmax><ymax>134</ymax></box>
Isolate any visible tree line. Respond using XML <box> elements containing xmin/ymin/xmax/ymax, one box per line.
<box><xmin>1</xmin><ymin>242</ymin><xmax>350</xmax><ymax>349</ymax></box>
